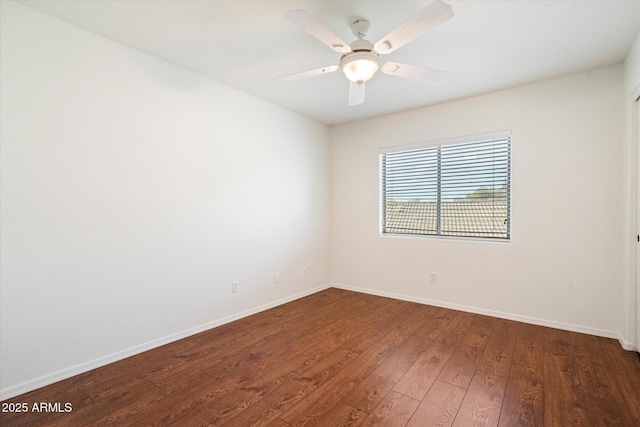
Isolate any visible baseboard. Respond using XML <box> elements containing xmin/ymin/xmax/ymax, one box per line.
<box><xmin>618</xmin><ymin>337</ymin><xmax>637</xmax><ymax>351</ymax></box>
<box><xmin>331</xmin><ymin>282</ymin><xmax>627</xmax><ymax>346</ymax></box>
<box><xmin>0</xmin><ymin>284</ymin><xmax>331</xmax><ymax>401</ymax></box>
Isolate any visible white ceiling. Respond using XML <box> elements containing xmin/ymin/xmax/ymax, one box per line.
<box><xmin>18</xmin><ymin>0</ymin><xmax>640</xmax><ymax>126</ymax></box>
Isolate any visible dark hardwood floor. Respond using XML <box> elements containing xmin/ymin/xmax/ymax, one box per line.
<box><xmin>2</xmin><ymin>288</ymin><xmax>639</xmax><ymax>426</ymax></box>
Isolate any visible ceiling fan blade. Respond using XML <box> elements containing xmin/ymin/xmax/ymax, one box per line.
<box><xmin>348</xmin><ymin>81</ymin><xmax>366</xmax><ymax>106</ymax></box>
<box><xmin>285</xmin><ymin>10</ymin><xmax>352</xmax><ymax>53</ymax></box>
<box><xmin>374</xmin><ymin>1</ymin><xmax>453</xmax><ymax>54</ymax></box>
<box><xmin>380</xmin><ymin>62</ymin><xmax>448</xmax><ymax>82</ymax></box>
<box><xmin>273</xmin><ymin>65</ymin><xmax>339</xmax><ymax>84</ymax></box>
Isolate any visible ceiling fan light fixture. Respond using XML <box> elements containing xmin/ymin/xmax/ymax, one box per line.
<box><xmin>340</xmin><ymin>51</ymin><xmax>380</xmax><ymax>83</ymax></box>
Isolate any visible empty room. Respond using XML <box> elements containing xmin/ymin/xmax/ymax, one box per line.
<box><xmin>1</xmin><ymin>0</ymin><xmax>640</xmax><ymax>426</ymax></box>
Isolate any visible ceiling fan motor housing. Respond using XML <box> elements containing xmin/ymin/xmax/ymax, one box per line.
<box><xmin>349</xmin><ymin>38</ymin><xmax>375</xmax><ymax>52</ymax></box>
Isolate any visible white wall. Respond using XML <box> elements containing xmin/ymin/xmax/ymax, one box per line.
<box><xmin>0</xmin><ymin>1</ymin><xmax>330</xmax><ymax>399</ymax></box>
<box><xmin>624</xmin><ymin>34</ymin><xmax>640</xmax><ymax>94</ymax></box>
<box><xmin>331</xmin><ymin>65</ymin><xmax>625</xmax><ymax>340</ymax></box>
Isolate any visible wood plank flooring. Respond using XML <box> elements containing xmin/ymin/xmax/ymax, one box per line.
<box><xmin>2</xmin><ymin>288</ymin><xmax>639</xmax><ymax>426</ymax></box>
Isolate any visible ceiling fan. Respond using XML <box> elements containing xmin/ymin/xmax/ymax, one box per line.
<box><xmin>273</xmin><ymin>1</ymin><xmax>454</xmax><ymax>106</ymax></box>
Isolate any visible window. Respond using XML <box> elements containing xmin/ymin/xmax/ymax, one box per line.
<box><xmin>381</xmin><ymin>132</ymin><xmax>511</xmax><ymax>240</ymax></box>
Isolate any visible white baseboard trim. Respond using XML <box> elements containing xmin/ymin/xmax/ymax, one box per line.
<box><xmin>331</xmin><ymin>283</ymin><xmax>629</xmax><ymax>348</ymax></box>
<box><xmin>618</xmin><ymin>338</ymin><xmax>637</xmax><ymax>351</ymax></box>
<box><xmin>0</xmin><ymin>284</ymin><xmax>331</xmax><ymax>401</ymax></box>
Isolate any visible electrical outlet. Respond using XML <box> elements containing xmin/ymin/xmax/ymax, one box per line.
<box><xmin>302</xmin><ymin>266</ymin><xmax>307</xmax><ymax>277</ymax></box>
<box><xmin>231</xmin><ymin>281</ymin><xmax>238</xmax><ymax>293</ymax></box>
<box><xmin>275</xmin><ymin>272</ymin><xmax>280</xmax><ymax>283</ymax></box>
<box><xmin>430</xmin><ymin>272</ymin><xmax>437</xmax><ymax>283</ymax></box>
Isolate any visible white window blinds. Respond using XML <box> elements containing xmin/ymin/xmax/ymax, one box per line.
<box><xmin>381</xmin><ymin>134</ymin><xmax>511</xmax><ymax>240</ymax></box>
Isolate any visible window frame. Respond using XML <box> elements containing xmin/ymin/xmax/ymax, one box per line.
<box><xmin>379</xmin><ymin>131</ymin><xmax>512</xmax><ymax>242</ymax></box>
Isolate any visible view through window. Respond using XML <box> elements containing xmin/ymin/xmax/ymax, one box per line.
<box><xmin>381</xmin><ymin>133</ymin><xmax>511</xmax><ymax>240</ymax></box>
